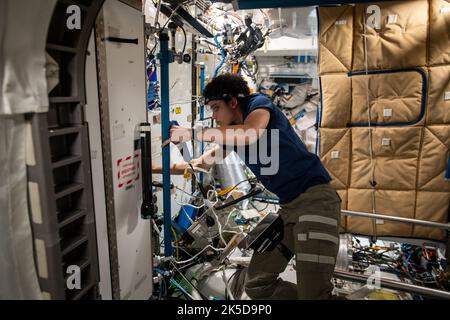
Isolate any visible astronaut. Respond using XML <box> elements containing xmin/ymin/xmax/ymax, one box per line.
<box><xmin>157</xmin><ymin>73</ymin><xmax>341</xmax><ymax>300</ymax></box>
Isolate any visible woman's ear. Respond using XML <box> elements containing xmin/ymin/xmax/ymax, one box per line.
<box><xmin>230</xmin><ymin>97</ymin><xmax>238</xmax><ymax>109</ymax></box>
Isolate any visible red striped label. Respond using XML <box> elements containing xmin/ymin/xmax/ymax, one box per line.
<box><xmin>116</xmin><ymin>150</ymin><xmax>141</xmax><ymax>189</ymax></box>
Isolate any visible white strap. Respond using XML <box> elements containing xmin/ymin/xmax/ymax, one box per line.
<box><xmin>298</xmin><ymin>215</ymin><xmax>337</xmax><ymax>227</ymax></box>
<box><xmin>308</xmin><ymin>232</ymin><xmax>339</xmax><ymax>245</ymax></box>
<box><xmin>297</xmin><ymin>253</ymin><xmax>336</xmax><ymax>265</ymax></box>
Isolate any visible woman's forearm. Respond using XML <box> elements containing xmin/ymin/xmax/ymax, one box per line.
<box><xmin>152</xmin><ymin>162</ymin><xmax>189</xmax><ymax>175</ymax></box>
<box><xmin>196</xmin><ymin>109</ymin><xmax>270</xmax><ymax>145</ymax></box>
<box><xmin>198</xmin><ymin>125</ymin><xmax>261</xmax><ymax>146</ymax></box>
<box><xmin>152</xmin><ymin>144</ymin><xmax>228</xmax><ymax>175</ymax></box>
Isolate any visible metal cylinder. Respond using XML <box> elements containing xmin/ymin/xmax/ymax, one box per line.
<box><xmin>341</xmin><ymin>209</ymin><xmax>450</xmax><ymax>231</ymax></box>
<box><xmin>215</xmin><ymin>152</ymin><xmax>251</xmax><ymax>209</ymax></box>
<box><xmin>215</xmin><ymin>152</ymin><xmax>251</xmax><ymax>192</ymax></box>
<box><xmin>335</xmin><ymin>234</ymin><xmax>352</xmax><ymax>271</ymax></box>
<box><xmin>333</xmin><ymin>270</ymin><xmax>450</xmax><ymax>300</ymax></box>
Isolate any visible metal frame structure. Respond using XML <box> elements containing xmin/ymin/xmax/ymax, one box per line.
<box><xmin>342</xmin><ymin>210</ymin><xmax>450</xmax><ymax>231</ymax></box>
<box><xmin>334</xmin><ymin>270</ymin><xmax>450</xmax><ymax>300</ymax></box>
<box><xmin>93</xmin><ymin>5</ymin><xmax>120</xmax><ymax>299</ymax></box>
<box><xmin>27</xmin><ymin>0</ymin><xmax>105</xmax><ymax>299</ymax></box>
<box><xmin>231</xmin><ymin>0</ymin><xmax>393</xmax><ymax>10</ymax></box>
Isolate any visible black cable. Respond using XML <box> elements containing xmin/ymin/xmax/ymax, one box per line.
<box><xmin>180</xmin><ymin>24</ymin><xmax>187</xmax><ymax>54</ymax></box>
<box><xmin>227</xmin><ymin>269</ymin><xmax>239</xmax><ymax>286</ymax></box>
<box><xmin>159</xmin><ymin>4</ymin><xmax>182</xmax><ymax>32</ymax></box>
<box><xmin>146</xmin><ymin>35</ymin><xmax>151</xmax><ymax>55</ymax></box>
<box><xmin>215</xmin><ymin>186</ymin><xmax>264</xmax><ymax>210</ymax></box>
<box><xmin>150</xmin><ymin>39</ymin><xmax>159</xmax><ymax>56</ymax></box>
<box><xmin>221</xmin><ymin>178</ymin><xmax>251</xmax><ymax>197</ymax></box>
<box><xmin>178</xmin><ymin>260</ymin><xmax>202</xmax><ymax>271</ymax></box>
<box><xmin>350</xmin><ymin>241</ymin><xmax>444</xmax><ymax>287</ymax></box>
<box><xmin>189</xmin><ymin>162</ymin><xmax>208</xmax><ymax>198</ymax></box>
<box><xmin>253</xmin><ymin>56</ymin><xmax>259</xmax><ymax>75</ymax></box>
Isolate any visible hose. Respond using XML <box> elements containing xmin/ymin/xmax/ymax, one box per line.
<box><xmin>213</xmin><ymin>33</ymin><xmax>226</xmax><ymax>78</ymax></box>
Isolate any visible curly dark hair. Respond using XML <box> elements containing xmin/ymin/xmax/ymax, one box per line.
<box><xmin>203</xmin><ymin>73</ymin><xmax>251</xmax><ymax>104</ymax></box>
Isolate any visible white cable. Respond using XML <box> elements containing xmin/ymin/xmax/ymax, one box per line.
<box><xmin>180</xmin><ymin>205</ymin><xmax>195</xmax><ymax>225</ymax></box>
<box><xmin>311</xmin><ymin>5</ymin><xmax>322</xmax><ymax>156</ymax></box>
<box><xmin>203</xmin><ymin>190</ymin><xmax>228</xmax><ymax>245</ymax></box>
<box><xmin>173</xmin><ymin>244</ymin><xmax>194</xmax><ymax>258</ymax></box>
<box><xmin>222</xmin><ymin>267</ymin><xmax>235</xmax><ymax>300</ymax></box>
<box><xmin>172</xmin><ymin>245</ymin><xmax>224</xmax><ymax>264</ymax></box>
<box><xmin>174</xmin><ymin>186</ymin><xmax>205</xmax><ymax>209</ymax></box>
<box><xmin>152</xmin><ymin>219</ymin><xmax>162</xmax><ymax>237</ymax></box>
<box><xmin>169</xmin><ymin>98</ymin><xmax>201</xmax><ymax>106</ymax></box>
<box><xmin>176</xmin><ymin>199</ymin><xmax>205</xmax><ymax>210</ymax></box>
<box><xmin>205</xmin><ymin>189</ymin><xmax>219</xmax><ymax>208</ymax></box>
<box><xmin>159</xmin><ymin>4</ymin><xmax>182</xmax><ymax>31</ymax></box>
<box><xmin>363</xmin><ymin>18</ymin><xmax>378</xmax><ymax>234</ymax></box>
<box><xmin>154</xmin><ymin>0</ymin><xmax>162</xmax><ymax>28</ymax></box>
<box><xmin>363</xmin><ymin>18</ymin><xmax>374</xmax><ymax>184</ymax></box>
<box><xmin>210</xmin><ymin>207</ymin><xmax>227</xmax><ymax>246</ymax></box>
<box><xmin>223</xmin><ymin>230</ymin><xmax>239</xmax><ymax>235</ymax></box>
<box><xmin>174</xmin><ymin>185</ymin><xmax>196</xmax><ymax>198</ymax></box>
<box><xmin>224</xmin><ymin>209</ymin><xmax>236</xmax><ymax>228</ymax></box>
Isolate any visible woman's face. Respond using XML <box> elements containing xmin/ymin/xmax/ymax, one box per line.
<box><xmin>207</xmin><ymin>97</ymin><xmax>240</xmax><ymax>126</ymax></box>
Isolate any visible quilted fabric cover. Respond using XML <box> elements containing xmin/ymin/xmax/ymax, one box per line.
<box><xmin>318</xmin><ymin>0</ymin><xmax>450</xmax><ymax>241</ymax></box>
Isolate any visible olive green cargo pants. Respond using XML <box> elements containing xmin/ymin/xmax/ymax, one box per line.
<box><xmin>245</xmin><ymin>183</ymin><xmax>341</xmax><ymax>300</ymax></box>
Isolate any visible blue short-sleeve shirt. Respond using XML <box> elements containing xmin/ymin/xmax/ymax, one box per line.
<box><xmin>230</xmin><ymin>93</ymin><xmax>331</xmax><ymax>204</ymax></box>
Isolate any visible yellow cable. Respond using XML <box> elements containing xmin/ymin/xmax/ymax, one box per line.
<box><xmin>217</xmin><ymin>186</ymin><xmax>237</xmax><ymax>197</ymax></box>
<box><xmin>171</xmin><ymin>227</ymin><xmax>179</xmax><ymax>260</ymax></box>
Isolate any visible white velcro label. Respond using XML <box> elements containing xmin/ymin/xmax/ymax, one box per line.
<box><xmin>387</xmin><ymin>14</ymin><xmax>398</xmax><ymax>24</ymax></box>
<box><xmin>335</xmin><ymin>19</ymin><xmax>347</xmax><ymax>25</ymax></box>
<box><xmin>299</xmin><ymin>215</ymin><xmax>338</xmax><ymax>227</ymax></box>
<box><xmin>441</xmin><ymin>7</ymin><xmax>450</xmax><ymax>13</ymax></box>
<box><xmin>309</xmin><ymin>232</ymin><xmax>339</xmax><ymax>245</ymax></box>
<box><xmin>444</xmin><ymin>91</ymin><xmax>450</xmax><ymax>101</ymax></box>
<box><xmin>376</xmin><ymin>219</ymin><xmax>385</xmax><ymax>225</ymax></box>
<box><xmin>382</xmin><ymin>138</ymin><xmax>391</xmax><ymax>146</ymax></box>
<box><xmin>240</xmin><ymin>209</ymin><xmax>260</xmax><ymax>220</ymax></box>
<box><xmin>383</xmin><ymin>109</ymin><xmax>393</xmax><ymax>117</ymax></box>
<box><xmin>331</xmin><ymin>151</ymin><xmax>340</xmax><ymax>159</ymax></box>
<box><xmin>298</xmin><ymin>234</ymin><xmax>307</xmax><ymax>241</ymax></box>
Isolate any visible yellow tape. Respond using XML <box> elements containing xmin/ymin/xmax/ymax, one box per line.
<box><xmin>217</xmin><ymin>186</ymin><xmax>237</xmax><ymax>197</ymax></box>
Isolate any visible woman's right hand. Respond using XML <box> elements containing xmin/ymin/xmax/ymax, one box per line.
<box><xmin>185</xmin><ymin>160</ymin><xmax>210</xmax><ymax>174</ymax></box>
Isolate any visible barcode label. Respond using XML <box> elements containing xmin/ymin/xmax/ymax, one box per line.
<box><xmin>382</xmin><ymin>138</ymin><xmax>391</xmax><ymax>146</ymax></box>
<box><xmin>331</xmin><ymin>151</ymin><xmax>340</xmax><ymax>159</ymax></box>
<box><xmin>335</xmin><ymin>19</ymin><xmax>347</xmax><ymax>25</ymax></box>
<box><xmin>383</xmin><ymin>109</ymin><xmax>393</xmax><ymax>117</ymax></box>
<box><xmin>387</xmin><ymin>14</ymin><xmax>398</xmax><ymax>24</ymax></box>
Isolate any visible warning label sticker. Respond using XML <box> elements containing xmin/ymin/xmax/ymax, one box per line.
<box><xmin>116</xmin><ymin>151</ymin><xmax>140</xmax><ymax>189</ymax></box>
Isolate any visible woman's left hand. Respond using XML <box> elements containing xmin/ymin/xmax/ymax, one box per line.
<box><xmin>162</xmin><ymin>125</ymin><xmax>192</xmax><ymax>147</ymax></box>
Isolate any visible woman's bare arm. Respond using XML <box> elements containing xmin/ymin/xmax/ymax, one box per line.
<box><xmin>152</xmin><ymin>144</ymin><xmax>230</xmax><ymax>175</ymax></box>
